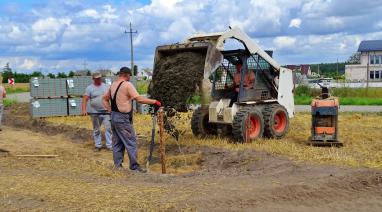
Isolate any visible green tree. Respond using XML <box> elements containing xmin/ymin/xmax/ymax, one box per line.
<box><xmin>30</xmin><ymin>71</ymin><xmax>44</xmax><ymax>78</ymax></box>
<box><xmin>347</xmin><ymin>52</ymin><xmax>361</xmax><ymax>64</ymax></box>
<box><xmin>86</xmin><ymin>70</ymin><xmax>91</xmax><ymax>76</ymax></box>
<box><xmin>68</xmin><ymin>70</ymin><xmax>75</xmax><ymax>77</ymax></box>
<box><xmin>47</xmin><ymin>73</ymin><xmax>56</xmax><ymax>78</ymax></box>
<box><xmin>2</xmin><ymin>63</ymin><xmax>13</xmax><ymax>83</ymax></box>
<box><xmin>57</xmin><ymin>72</ymin><xmax>67</xmax><ymax>78</ymax></box>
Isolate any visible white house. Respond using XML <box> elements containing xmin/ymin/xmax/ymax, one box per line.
<box><xmin>345</xmin><ymin>40</ymin><xmax>382</xmax><ymax>82</ymax></box>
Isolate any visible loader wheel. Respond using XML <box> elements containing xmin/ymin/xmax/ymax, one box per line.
<box><xmin>263</xmin><ymin>104</ymin><xmax>289</xmax><ymax>139</ymax></box>
<box><xmin>233</xmin><ymin>108</ymin><xmax>264</xmax><ymax>143</ymax></box>
<box><xmin>191</xmin><ymin>107</ymin><xmax>216</xmax><ymax>138</ymax></box>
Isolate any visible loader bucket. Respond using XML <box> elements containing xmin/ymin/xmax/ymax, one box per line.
<box><xmin>149</xmin><ymin>41</ymin><xmax>222</xmax><ymax>111</ymax></box>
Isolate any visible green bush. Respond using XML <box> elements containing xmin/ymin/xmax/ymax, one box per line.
<box><xmin>3</xmin><ymin>99</ymin><xmax>17</xmax><ymax>107</ymax></box>
<box><xmin>136</xmin><ymin>81</ymin><xmax>149</xmax><ymax>94</ymax></box>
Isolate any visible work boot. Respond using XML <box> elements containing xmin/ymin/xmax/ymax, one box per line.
<box><xmin>132</xmin><ymin>166</ymin><xmax>147</xmax><ymax>173</ymax></box>
<box><xmin>113</xmin><ymin>165</ymin><xmax>124</xmax><ymax>171</ymax></box>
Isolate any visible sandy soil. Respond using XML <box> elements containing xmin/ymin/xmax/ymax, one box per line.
<box><xmin>1</xmin><ymin>104</ymin><xmax>382</xmax><ymax>211</ymax></box>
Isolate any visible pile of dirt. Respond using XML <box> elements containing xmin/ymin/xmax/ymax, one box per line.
<box><xmin>3</xmin><ymin>103</ymin><xmax>92</xmax><ymax>143</ymax></box>
<box><xmin>148</xmin><ymin>51</ymin><xmax>206</xmax><ymax>112</ymax></box>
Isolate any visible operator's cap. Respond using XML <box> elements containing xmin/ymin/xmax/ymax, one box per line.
<box><xmin>92</xmin><ymin>72</ymin><xmax>102</xmax><ymax>79</ymax></box>
<box><xmin>119</xmin><ymin>67</ymin><xmax>132</xmax><ymax>75</ymax></box>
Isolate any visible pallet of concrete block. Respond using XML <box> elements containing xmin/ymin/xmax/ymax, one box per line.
<box><xmin>67</xmin><ymin>98</ymin><xmax>83</xmax><ymax>116</ymax></box>
<box><xmin>136</xmin><ymin>102</ymin><xmax>150</xmax><ymax>114</ymax></box>
<box><xmin>30</xmin><ymin>98</ymin><xmax>68</xmax><ymax>118</ymax></box>
<box><xmin>30</xmin><ymin>78</ymin><xmax>68</xmax><ymax>98</ymax></box>
<box><xmin>103</xmin><ymin>76</ymin><xmax>117</xmax><ymax>86</ymax></box>
<box><xmin>66</xmin><ymin>77</ymin><xmax>93</xmax><ymax>96</ymax></box>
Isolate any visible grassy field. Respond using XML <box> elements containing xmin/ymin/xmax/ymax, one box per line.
<box><xmin>295</xmin><ymin>86</ymin><xmax>382</xmax><ymax>105</ymax></box>
<box><xmin>3</xmin><ymin>99</ymin><xmax>17</xmax><ymax>107</ymax></box>
<box><xmin>3</xmin><ymin>83</ymin><xmax>30</xmax><ymax>94</ymax></box>
<box><xmin>46</xmin><ymin>112</ymin><xmax>382</xmax><ymax>169</ymax></box>
<box><xmin>295</xmin><ymin>96</ymin><xmax>382</xmax><ymax>105</ymax></box>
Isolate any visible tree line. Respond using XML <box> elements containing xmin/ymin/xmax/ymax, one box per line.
<box><xmin>1</xmin><ymin>63</ymin><xmax>141</xmax><ymax>83</ymax></box>
<box><xmin>1</xmin><ymin>63</ymin><xmax>88</xmax><ymax>83</ymax></box>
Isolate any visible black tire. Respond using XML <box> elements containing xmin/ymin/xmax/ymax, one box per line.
<box><xmin>232</xmin><ymin>107</ymin><xmax>264</xmax><ymax>143</ymax></box>
<box><xmin>263</xmin><ymin>104</ymin><xmax>289</xmax><ymax>139</ymax></box>
<box><xmin>191</xmin><ymin>107</ymin><xmax>216</xmax><ymax>138</ymax></box>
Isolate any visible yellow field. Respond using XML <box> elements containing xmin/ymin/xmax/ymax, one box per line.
<box><xmin>3</xmin><ymin>83</ymin><xmax>30</xmax><ymax>93</ymax></box>
<box><xmin>46</xmin><ymin>112</ymin><xmax>382</xmax><ymax>169</ymax></box>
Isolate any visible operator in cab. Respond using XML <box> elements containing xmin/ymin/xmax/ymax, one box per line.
<box><xmin>103</xmin><ymin>67</ymin><xmax>161</xmax><ymax>173</ymax></box>
<box><xmin>228</xmin><ymin>60</ymin><xmax>255</xmax><ymax>105</ymax></box>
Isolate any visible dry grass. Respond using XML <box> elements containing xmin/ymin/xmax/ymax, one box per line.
<box><xmin>46</xmin><ymin>112</ymin><xmax>382</xmax><ymax>169</ymax></box>
<box><xmin>45</xmin><ymin>114</ymin><xmax>201</xmax><ymax>174</ymax></box>
<box><xmin>0</xmin><ymin>127</ymin><xmax>176</xmax><ymax>211</ymax></box>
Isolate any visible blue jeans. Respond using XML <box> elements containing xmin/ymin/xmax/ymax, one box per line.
<box><xmin>111</xmin><ymin>112</ymin><xmax>140</xmax><ymax>170</ymax></box>
<box><xmin>90</xmin><ymin>114</ymin><xmax>112</xmax><ymax>149</ymax></box>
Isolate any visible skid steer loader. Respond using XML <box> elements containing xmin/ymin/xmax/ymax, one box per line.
<box><xmin>152</xmin><ymin>27</ymin><xmax>295</xmax><ymax>142</ymax></box>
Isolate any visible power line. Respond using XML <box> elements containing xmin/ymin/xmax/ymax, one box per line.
<box><xmin>125</xmin><ymin>22</ymin><xmax>138</xmax><ymax>76</ymax></box>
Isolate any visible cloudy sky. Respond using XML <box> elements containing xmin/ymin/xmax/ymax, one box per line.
<box><xmin>0</xmin><ymin>0</ymin><xmax>381</xmax><ymax>74</ymax></box>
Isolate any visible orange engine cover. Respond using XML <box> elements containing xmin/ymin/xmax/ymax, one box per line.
<box><xmin>311</xmin><ymin>98</ymin><xmax>339</xmax><ymax>108</ymax></box>
<box><xmin>315</xmin><ymin>127</ymin><xmax>335</xmax><ymax>135</ymax></box>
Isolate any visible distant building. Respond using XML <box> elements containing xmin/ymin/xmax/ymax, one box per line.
<box><xmin>75</xmin><ymin>70</ymin><xmax>90</xmax><ymax>76</ymax></box>
<box><xmin>137</xmin><ymin>68</ymin><xmax>153</xmax><ymax>80</ymax></box>
<box><xmin>345</xmin><ymin>40</ymin><xmax>382</xmax><ymax>82</ymax></box>
<box><xmin>286</xmin><ymin>64</ymin><xmax>312</xmax><ymax>76</ymax></box>
<box><xmin>98</xmin><ymin>69</ymin><xmax>114</xmax><ymax>77</ymax></box>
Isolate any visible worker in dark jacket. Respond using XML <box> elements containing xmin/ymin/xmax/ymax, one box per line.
<box><xmin>103</xmin><ymin>67</ymin><xmax>161</xmax><ymax>173</ymax></box>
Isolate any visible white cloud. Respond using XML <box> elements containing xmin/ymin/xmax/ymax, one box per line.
<box><xmin>78</xmin><ymin>9</ymin><xmax>100</xmax><ymax>19</ymax></box>
<box><xmin>8</xmin><ymin>26</ymin><xmax>22</xmax><ymax>39</ymax></box>
<box><xmin>273</xmin><ymin>36</ymin><xmax>297</xmax><ymax>49</ymax></box>
<box><xmin>1</xmin><ymin>0</ymin><xmax>382</xmax><ymax>71</ymax></box>
<box><xmin>325</xmin><ymin>16</ymin><xmax>344</xmax><ymax>28</ymax></box>
<box><xmin>160</xmin><ymin>17</ymin><xmax>195</xmax><ymax>41</ymax></box>
<box><xmin>20</xmin><ymin>58</ymin><xmax>39</xmax><ymax>70</ymax></box>
<box><xmin>289</xmin><ymin>18</ymin><xmax>301</xmax><ymax>28</ymax></box>
<box><xmin>32</xmin><ymin>17</ymin><xmax>71</xmax><ymax>44</ymax></box>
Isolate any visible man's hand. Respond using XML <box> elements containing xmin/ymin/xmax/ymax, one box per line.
<box><xmin>82</xmin><ymin>111</ymin><xmax>88</xmax><ymax>116</ymax></box>
<box><xmin>154</xmin><ymin>100</ymin><xmax>161</xmax><ymax>107</ymax></box>
<box><xmin>153</xmin><ymin>100</ymin><xmax>162</xmax><ymax>112</ymax></box>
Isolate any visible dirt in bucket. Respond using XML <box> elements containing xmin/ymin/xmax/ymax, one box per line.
<box><xmin>148</xmin><ymin>51</ymin><xmax>206</xmax><ymax>112</ymax></box>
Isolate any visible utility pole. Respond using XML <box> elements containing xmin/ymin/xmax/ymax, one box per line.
<box><xmin>366</xmin><ymin>52</ymin><xmax>370</xmax><ymax>89</ymax></box>
<box><xmin>125</xmin><ymin>22</ymin><xmax>138</xmax><ymax>76</ymax></box>
<box><xmin>318</xmin><ymin>63</ymin><xmax>320</xmax><ymax>76</ymax></box>
<box><xmin>83</xmin><ymin>60</ymin><xmax>88</xmax><ymax>71</ymax></box>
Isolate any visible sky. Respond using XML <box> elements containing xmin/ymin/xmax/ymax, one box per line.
<box><xmin>0</xmin><ymin>0</ymin><xmax>381</xmax><ymax>74</ymax></box>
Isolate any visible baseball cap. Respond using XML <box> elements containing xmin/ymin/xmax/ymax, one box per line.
<box><xmin>119</xmin><ymin>67</ymin><xmax>132</xmax><ymax>75</ymax></box>
<box><xmin>92</xmin><ymin>72</ymin><xmax>102</xmax><ymax>79</ymax></box>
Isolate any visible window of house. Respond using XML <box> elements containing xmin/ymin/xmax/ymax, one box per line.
<box><xmin>370</xmin><ymin>71</ymin><xmax>374</xmax><ymax>79</ymax></box>
<box><xmin>376</xmin><ymin>56</ymin><xmax>381</xmax><ymax>64</ymax></box>
<box><xmin>375</xmin><ymin>70</ymin><xmax>380</xmax><ymax>79</ymax></box>
<box><xmin>370</xmin><ymin>55</ymin><xmax>375</xmax><ymax>64</ymax></box>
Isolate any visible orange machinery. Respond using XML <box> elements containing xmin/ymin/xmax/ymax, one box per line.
<box><xmin>308</xmin><ymin>86</ymin><xmax>342</xmax><ymax>146</ymax></box>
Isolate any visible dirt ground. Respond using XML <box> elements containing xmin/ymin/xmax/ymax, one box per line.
<box><xmin>1</xmin><ymin>104</ymin><xmax>382</xmax><ymax>211</ymax></box>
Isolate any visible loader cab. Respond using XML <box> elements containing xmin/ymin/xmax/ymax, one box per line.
<box><xmin>210</xmin><ymin>49</ymin><xmax>278</xmax><ymax>104</ymax></box>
